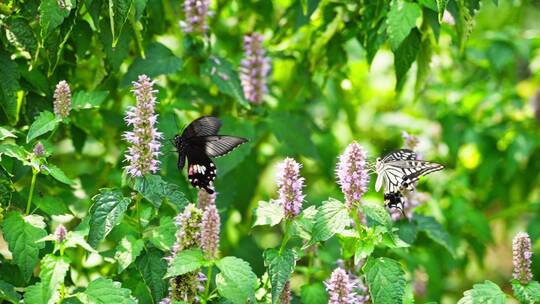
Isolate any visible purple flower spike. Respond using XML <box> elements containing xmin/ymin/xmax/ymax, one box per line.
<box><xmin>200</xmin><ymin>204</ymin><xmax>220</xmax><ymax>260</ymax></box>
<box><xmin>325</xmin><ymin>268</ymin><xmax>369</xmax><ymax>304</ymax></box>
<box><xmin>173</xmin><ymin>204</ymin><xmax>203</xmax><ymax>255</ymax></box>
<box><xmin>159</xmin><ymin>298</ymin><xmax>171</xmax><ymax>304</ymax></box>
<box><xmin>33</xmin><ymin>142</ymin><xmax>45</xmax><ymax>157</ymax></box>
<box><xmin>180</xmin><ymin>0</ymin><xmax>211</xmax><ymax>35</ymax></box>
<box><xmin>54</xmin><ymin>224</ymin><xmax>67</xmax><ymax>243</ymax></box>
<box><xmin>123</xmin><ymin>74</ymin><xmax>162</xmax><ymax>177</ymax></box>
<box><xmin>53</xmin><ymin>80</ymin><xmax>71</xmax><ymax>118</ymax></box>
<box><xmin>336</xmin><ymin>142</ymin><xmax>369</xmax><ymax>209</ymax></box>
<box><xmin>197</xmin><ymin>189</ymin><xmax>216</xmax><ymax>210</ymax></box>
<box><xmin>240</xmin><ymin>32</ymin><xmax>270</xmax><ymax>104</ymax></box>
<box><xmin>512</xmin><ymin>232</ymin><xmax>533</xmax><ymax>284</ymax></box>
<box><xmin>276</xmin><ymin>158</ymin><xmax>305</xmax><ymax>218</ymax></box>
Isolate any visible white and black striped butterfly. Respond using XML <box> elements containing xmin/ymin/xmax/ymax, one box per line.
<box><xmin>374</xmin><ymin>149</ymin><xmax>443</xmax><ymax>211</ymax></box>
<box><xmin>175</xmin><ymin>116</ymin><xmax>248</xmax><ymax>194</ymax></box>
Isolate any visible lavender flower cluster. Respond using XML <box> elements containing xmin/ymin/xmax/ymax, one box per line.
<box><xmin>180</xmin><ymin>0</ymin><xmax>211</xmax><ymax>35</ymax></box>
<box><xmin>123</xmin><ymin>75</ymin><xmax>162</xmax><ymax>177</ymax></box>
<box><xmin>276</xmin><ymin>157</ymin><xmax>305</xmax><ymax>218</ymax></box>
<box><xmin>240</xmin><ymin>32</ymin><xmax>270</xmax><ymax>104</ymax></box>
<box><xmin>512</xmin><ymin>232</ymin><xmax>533</xmax><ymax>284</ymax></box>
<box><xmin>325</xmin><ymin>267</ymin><xmax>369</xmax><ymax>304</ymax></box>
<box><xmin>336</xmin><ymin>142</ymin><xmax>369</xmax><ymax>209</ymax></box>
<box><xmin>53</xmin><ymin>80</ymin><xmax>71</xmax><ymax>118</ymax></box>
<box><xmin>200</xmin><ymin>203</ymin><xmax>220</xmax><ymax>260</ymax></box>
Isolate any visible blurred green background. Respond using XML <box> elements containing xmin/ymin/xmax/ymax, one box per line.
<box><xmin>1</xmin><ymin>0</ymin><xmax>540</xmax><ymax>302</ymax></box>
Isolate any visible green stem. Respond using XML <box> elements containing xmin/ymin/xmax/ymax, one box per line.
<box><xmin>135</xmin><ymin>195</ymin><xmax>143</xmax><ymax>237</ymax></box>
<box><xmin>306</xmin><ymin>249</ymin><xmax>314</xmax><ymax>284</ymax></box>
<box><xmin>204</xmin><ymin>266</ymin><xmax>213</xmax><ymax>301</ymax></box>
<box><xmin>25</xmin><ymin>170</ymin><xmax>38</xmax><ymax>215</ymax></box>
<box><xmin>351</xmin><ymin>205</ymin><xmax>365</xmax><ymax>239</ymax></box>
<box><xmin>279</xmin><ymin>220</ymin><xmax>291</xmax><ymax>254</ymax></box>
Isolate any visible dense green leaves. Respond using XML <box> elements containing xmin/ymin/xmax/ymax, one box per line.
<box><xmin>136</xmin><ymin>248</ymin><xmax>168</xmax><ymax>303</ymax></box>
<box><xmin>109</xmin><ymin>0</ymin><xmax>133</xmax><ymax>46</ymax></box>
<box><xmin>364</xmin><ymin>257</ymin><xmax>406</xmax><ymax>304</ymax></box>
<box><xmin>2</xmin><ymin>212</ymin><xmax>47</xmax><ymax>281</ymax></box>
<box><xmin>512</xmin><ymin>280</ymin><xmax>540</xmax><ymax>304</ymax></box>
<box><xmin>88</xmin><ymin>189</ymin><xmax>131</xmax><ymax>248</ymax></box>
<box><xmin>201</xmin><ymin>56</ymin><xmax>249</xmax><ymax>108</ymax></box>
<box><xmin>115</xmin><ymin>235</ymin><xmax>144</xmax><ymax>272</ymax></box>
<box><xmin>416</xmin><ymin>214</ymin><xmax>456</xmax><ymax>256</ymax></box>
<box><xmin>216</xmin><ymin>256</ymin><xmax>258</xmax><ymax>304</ymax></box>
<box><xmin>122</xmin><ymin>42</ymin><xmax>182</xmax><ymax>86</ymax></box>
<box><xmin>301</xmin><ymin>283</ymin><xmax>328</xmax><ymax>304</ymax></box>
<box><xmin>46</xmin><ymin>164</ymin><xmax>74</xmax><ymax>185</ymax></box>
<box><xmin>147</xmin><ymin>216</ymin><xmax>176</xmax><ymax>251</ymax></box>
<box><xmin>39</xmin><ymin>0</ymin><xmax>74</xmax><ymax>38</ymax></box>
<box><xmin>39</xmin><ymin>254</ymin><xmax>70</xmax><ymax>304</ymax></box>
<box><xmin>26</xmin><ymin>111</ymin><xmax>61</xmax><ymax>143</ymax></box>
<box><xmin>387</xmin><ymin>0</ymin><xmax>422</xmax><ymax>50</ymax></box>
<box><xmin>133</xmin><ymin>175</ymin><xmax>189</xmax><ymax>209</ymax></box>
<box><xmin>0</xmin><ymin>52</ymin><xmax>21</xmax><ymax>125</ymax></box>
<box><xmin>458</xmin><ymin>280</ymin><xmax>507</xmax><ymax>304</ymax></box>
<box><xmin>0</xmin><ymin>280</ymin><xmax>20</xmax><ymax>303</ymax></box>
<box><xmin>264</xmin><ymin>248</ymin><xmax>296</xmax><ymax>304</ymax></box>
<box><xmin>164</xmin><ymin>249</ymin><xmax>204</xmax><ymax>278</ymax></box>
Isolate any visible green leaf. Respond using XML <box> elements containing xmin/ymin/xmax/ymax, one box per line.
<box><xmin>133</xmin><ymin>175</ymin><xmax>189</xmax><ymax>209</ymax></box>
<box><xmin>0</xmin><ymin>126</ymin><xmax>17</xmax><ymax>140</ymax></box>
<box><xmin>0</xmin><ymin>280</ymin><xmax>21</xmax><ymax>303</ymax></box>
<box><xmin>77</xmin><ymin>278</ymin><xmax>136</xmax><ymax>304</ymax></box>
<box><xmin>416</xmin><ymin>214</ymin><xmax>456</xmax><ymax>256</ymax></box>
<box><xmin>291</xmin><ymin>205</ymin><xmax>317</xmax><ymax>240</ymax></box>
<box><xmin>310</xmin><ymin>198</ymin><xmax>349</xmax><ymax>244</ymax></box>
<box><xmin>114</xmin><ymin>235</ymin><xmax>144</xmax><ymax>273</ymax></box>
<box><xmin>0</xmin><ymin>144</ymin><xmax>29</xmax><ymax>163</ymax></box>
<box><xmin>109</xmin><ymin>0</ymin><xmax>133</xmax><ymax>46</ymax></box>
<box><xmin>26</xmin><ymin>111</ymin><xmax>61</xmax><ymax>143</ymax></box>
<box><xmin>136</xmin><ymin>248</ymin><xmax>168</xmax><ymax>303</ymax></box>
<box><xmin>88</xmin><ymin>189</ymin><xmax>131</xmax><ymax>248</ymax></box>
<box><xmin>264</xmin><ymin>249</ymin><xmax>296</xmax><ymax>304</ymax></box>
<box><xmin>458</xmin><ymin>280</ymin><xmax>506</xmax><ymax>304</ymax></box>
<box><xmin>364</xmin><ymin>257</ymin><xmax>406</xmax><ymax>304</ymax></box>
<box><xmin>2</xmin><ymin>212</ymin><xmax>47</xmax><ymax>281</ymax></box>
<box><xmin>216</xmin><ymin>256</ymin><xmax>258</xmax><ymax>304</ymax></box>
<box><xmin>387</xmin><ymin>0</ymin><xmax>422</xmax><ymax>50</ymax></box>
<box><xmin>393</xmin><ymin>29</ymin><xmax>421</xmax><ymax>91</ymax></box>
<box><xmin>301</xmin><ymin>283</ymin><xmax>328</xmax><ymax>304</ymax></box>
<box><xmin>164</xmin><ymin>249</ymin><xmax>204</xmax><ymax>278</ymax></box>
<box><xmin>512</xmin><ymin>280</ymin><xmax>540</xmax><ymax>304</ymax></box>
<box><xmin>23</xmin><ymin>282</ymin><xmax>44</xmax><ymax>304</ymax></box>
<box><xmin>355</xmin><ymin>238</ymin><xmax>375</xmax><ymax>263</ymax></box>
<box><xmin>38</xmin><ymin>0</ymin><xmax>74</xmax><ymax>38</ymax></box>
<box><xmin>360</xmin><ymin>201</ymin><xmax>393</xmax><ymax>231</ymax></box>
<box><xmin>253</xmin><ymin>200</ymin><xmax>284</xmax><ymax>227</ymax></box>
<box><xmin>201</xmin><ymin>56</ymin><xmax>249</xmax><ymax>108</ymax></box>
<box><xmin>45</xmin><ymin>164</ymin><xmax>74</xmax><ymax>185</ymax></box>
<box><xmin>0</xmin><ymin>52</ymin><xmax>22</xmax><ymax>125</ymax></box>
<box><xmin>122</xmin><ymin>42</ymin><xmax>182</xmax><ymax>86</ymax></box>
<box><xmin>39</xmin><ymin>254</ymin><xmax>70</xmax><ymax>304</ymax></box>
<box><xmin>148</xmin><ymin>216</ymin><xmax>176</xmax><ymax>251</ymax></box>
<box><xmin>72</xmin><ymin>91</ymin><xmax>109</xmax><ymax>110</ymax></box>
<box><xmin>267</xmin><ymin>112</ymin><xmax>318</xmax><ymax>159</ymax></box>
<box><xmin>5</xmin><ymin>17</ymin><xmax>38</xmax><ymax>57</ymax></box>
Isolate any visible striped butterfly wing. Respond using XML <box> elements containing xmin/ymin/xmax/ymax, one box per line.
<box><xmin>189</xmin><ymin>135</ymin><xmax>248</xmax><ymax>158</ymax></box>
<box><xmin>381</xmin><ymin>149</ymin><xmax>417</xmax><ymax>162</ymax></box>
<box><xmin>384</xmin><ymin>159</ymin><xmax>444</xmax><ymax>191</ymax></box>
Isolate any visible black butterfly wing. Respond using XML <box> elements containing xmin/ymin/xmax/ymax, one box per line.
<box><xmin>399</xmin><ymin>161</ymin><xmax>444</xmax><ymax>190</ymax></box>
<box><xmin>382</xmin><ymin>149</ymin><xmax>417</xmax><ymax>162</ymax></box>
<box><xmin>182</xmin><ymin>116</ymin><xmax>222</xmax><ymax>139</ymax></box>
<box><xmin>177</xmin><ymin>149</ymin><xmax>187</xmax><ymax>170</ymax></box>
<box><xmin>186</xmin><ymin>145</ymin><xmax>216</xmax><ymax>194</ymax></box>
<box><xmin>189</xmin><ymin>135</ymin><xmax>248</xmax><ymax>158</ymax></box>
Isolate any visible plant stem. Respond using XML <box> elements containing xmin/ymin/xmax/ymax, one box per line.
<box><xmin>135</xmin><ymin>194</ymin><xmax>143</xmax><ymax>237</ymax></box>
<box><xmin>25</xmin><ymin>169</ymin><xmax>38</xmax><ymax>215</ymax></box>
<box><xmin>351</xmin><ymin>205</ymin><xmax>365</xmax><ymax>239</ymax></box>
<box><xmin>279</xmin><ymin>220</ymin><xmax>291</xmax><ymax>254</ymax></box>
<box><xmin>204</xmin><ymin>266</ymin><xmax>213</xmax><ymax>301</ymax></box>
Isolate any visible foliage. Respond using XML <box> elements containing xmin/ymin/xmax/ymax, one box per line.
<box><xmin>1</xmin><ymin>0</ymin><xmax>540</xmax><ymax>303</ymax></box>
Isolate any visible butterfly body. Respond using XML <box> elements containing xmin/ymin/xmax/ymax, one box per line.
<box><xmin>374</xmin><ymin>149</ymin><xmax>443</xmax><ymax>211</ymax></box>
<box><xmin>175</xmin><ymin>116</ymin><xmax>248</xmax><ymax>194</ymax></box>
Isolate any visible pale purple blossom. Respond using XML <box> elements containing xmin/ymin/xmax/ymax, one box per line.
<box><xmin>336</xmin><ymin>142</ymin><xmax>369</xmax><ymax>208</ymax></box>
<box><xmin>54</xmin><ymin>224</ymin><xmax>67</xmax><ymax>243</ymax></box>
<box><xmin>325</xmin><ymin>268</ymin><xmax>369</xmax><ymax>304</ymax></box>
<box><xmin>240</xmin><ymin>32</ymin><xmax>270</xmax><ymax>104</ymax></box>
<box><xmin>401</xmin><ymin>131</ymin><xmax>419</xmax><ymax>151</ymax></box>
<box><xmin>159</xmin><ymin>298</ymin><xmax>170</xmax><ymax>304</ymax></box>
<box><xmin>170</xmin><ymin>204</ymin><xmax>203</xmax><ymax>258</ymax></box>
<box><xmin>276</xmin><ymin>158</ymin><xmax>305</xmax><ymax>218</ymax></box>
<box><xmin>512</xmin><ymin>232</ymin><xmax>533</xmax><ymax>284</ymax></box>
<box><xmin>33</xmin><ymin>142</ymin><xmax>45</xmax><ymax>157</ymax></box>
<box><xmin>180</xmin><ymin>0</ymin><xmax>210</xmax><ymax>35</ymax></box>
<box><xmin>200</xmin><ymin>204</ymin><xmax>220</xmax><ymax>260</ymax></box>
<box><xmin>53</xmin><ymin>80</ymin><xmax>71</xmax><ymax>118</ymax></box>
<box><xmin>197</xmin><ymin>189</ymin><xmax>216</xmax><ymax>210</ymax></box>
<box><xmin>280</xmin><ymin>281</ymin><xmax>292</xmax><ymax>304</ymax></box>
<box><xmin>123</xmin><ymin>74</ymin><xmax>162</xmax><ymax>177</ymax></box>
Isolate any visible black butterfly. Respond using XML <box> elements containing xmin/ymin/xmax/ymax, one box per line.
<box><xmin>174</xmin><ymin>116</ymin><xmax>248</xmax><ymax>194</ymax></box>
<box><xmin>374</xmin><ymin>149</ymin><xmax>443</xmax><ymax>212</ymax></box>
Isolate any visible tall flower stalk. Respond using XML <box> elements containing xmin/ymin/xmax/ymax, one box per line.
<box><xmin>53</xmin><ymin>80</ymin><xmax>71</xmax><ymax>118</ymax></box>
<box><xmin>197</xmin><ymin>189</ymin><xmax>216</xmax><ymax>210</ymax></box>
<box><xmin>200</xmin><ymin>204</ymin><xmax>220</xmax><ymax>260</ymax></box>
<box><xmin>123</xmin><ymin>74</ymin><xmax>162</xmax><ymax>177</ymax></box>
<box><xmin>336</xmin><ymin>142</ymin><xmax>369</xmax><ymax>209</ymax></box>
<box><xmin>180</xmin><ymin>0</ymin><xmax>211</xmax><ymax>35</ymax></box>
<box><xmin>325</xmin><ymin>267</ymin><xmax>369</xmax><ymax>304</ymax></box>
<box><xmin>240</xmin><ymin>32</ymin><xmax>270</xmax><ymax>104</ymax></box>
<box><xmin>512</xmin><ymin>232</ymin><xmax>533</xmax><ymax>284</ymax></box>
<box><xmin>276</xmin><ymin>158</ymin><xmax>305</xmax><ymax>218</ymax></box>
